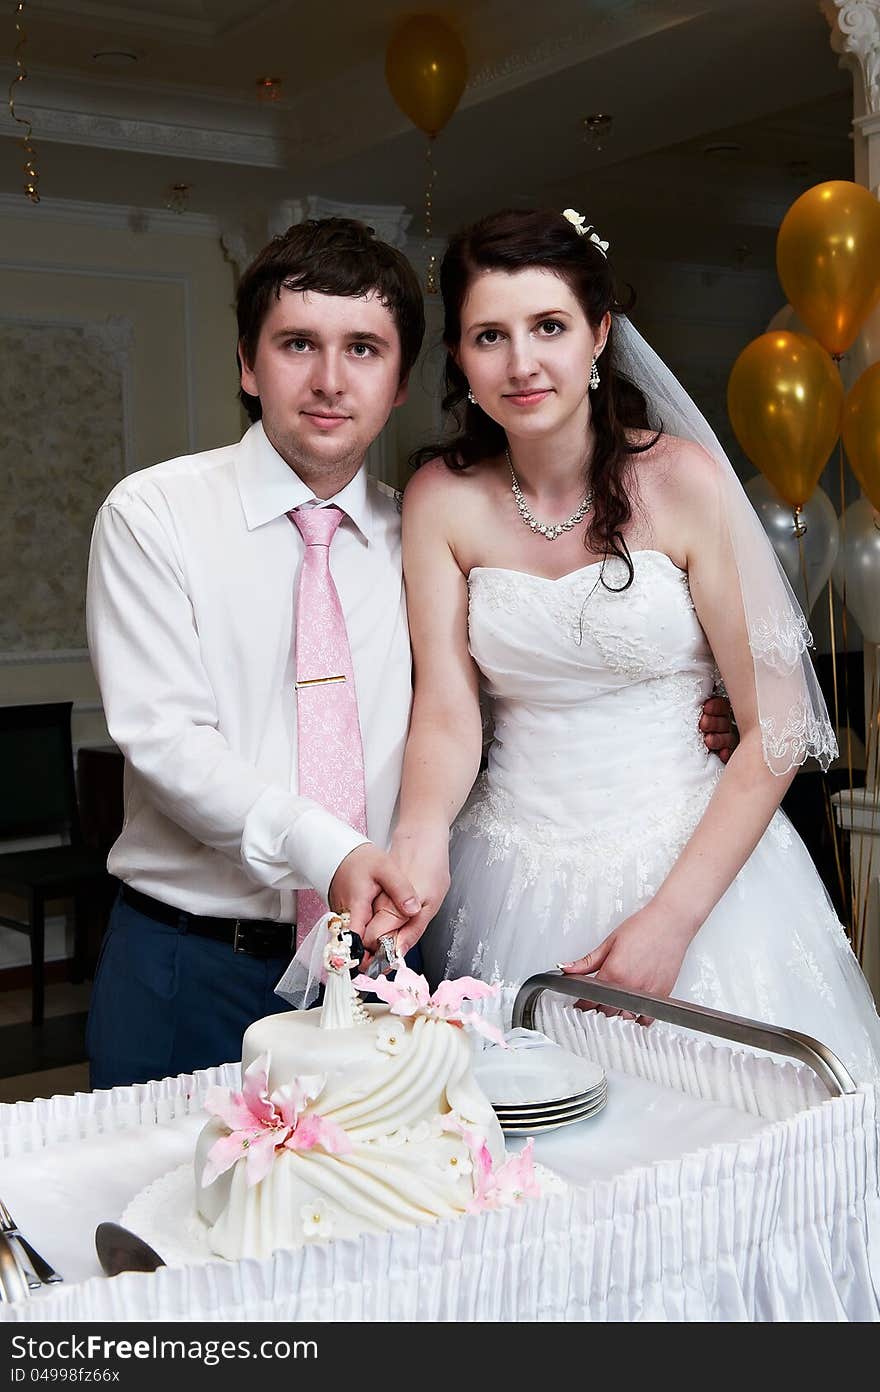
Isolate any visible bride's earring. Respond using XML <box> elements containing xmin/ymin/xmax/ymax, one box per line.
<box><xmin>589</xmin><ymin>357</ymin><xmax>600</xmax><ymax>392</ymax></box>
<box><xmin>467</xmin><ymin>387</ymin><xmax>477</xmax><ymax>405</ymax></box>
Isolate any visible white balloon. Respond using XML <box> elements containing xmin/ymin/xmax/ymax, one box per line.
<box><xmin>832</xmin><ymin>497</ymin><xmax>880</xmax><ymax>644</ymax></box>
<box><xmin>745</xmin><ymin>476</ymin><xmax>839</xmax><ymax>617</ymax></box>
<box><xmin>766</xmin><ymin>302</ymin><xmax>880</xmax><ymax>392</ymax></box>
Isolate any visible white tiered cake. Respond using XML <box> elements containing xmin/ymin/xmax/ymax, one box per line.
<box><xmin>194</xmin><ymin>916</ymin><xmax>534</xmax><ymax>1261</ymax></box>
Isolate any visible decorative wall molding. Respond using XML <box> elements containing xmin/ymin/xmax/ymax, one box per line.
<box><xmin>0</xmin><ymin>191</ymin><xmax>219</xmax><ymax>237</ymax></box>
<box><xmin>823</xmin><ymin>0</ymin><xmax>880</xmax><ymax>115</ymax></box>
<box><xmin>0</xmin><ymin>314</ymin><xmax>130</xmax><ymax>659</ymax></box>
<box><xmin>0</xmin><ymin>261</ymin><xmax>198</xmax><ymax>454</ymax></box>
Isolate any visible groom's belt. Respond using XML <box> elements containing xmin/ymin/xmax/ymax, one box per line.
<box><xmin>120</xmin><ymin>884</ymin><xmax>296</xmax><ymax>959</ymax></box>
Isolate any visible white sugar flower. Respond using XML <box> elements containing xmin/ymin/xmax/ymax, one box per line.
<box><xmin>301</xmin><ymin>1199</ymin><xmax>334</xmax><ymax>1239</ymax></box>
<box><xmin>442</xmin><ymin>1144</ymin><xmax>473</xmax><ymax>1180</ymax></box>
<box><xmin>375</xmin><ymin>1019</ymin><xmax>406</xmax><ymax>1055</ymax></box>
<box><xmin>408</xmin><ymin>1120</ymin><xmax>431</xmax><ymax>1144</ymax></box>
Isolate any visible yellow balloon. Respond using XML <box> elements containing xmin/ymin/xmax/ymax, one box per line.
<box><xmin>777</xmin><ymin>180</ymin><xmax>880</xmax><ymax>356</ymax></box>
<box><xmin>385</xmin><ymin>15</ymin><xmax>467</xmax><ymax>137</ymax></box>
<box><xmin>727</xmin><ymin>332</ymin><xmax>843</xmax><ymax>509</ymax></box>
<box><xmin>843</xmin><ymin>361</ymin><xmax>880</xmax><ymax>512</ymax></box>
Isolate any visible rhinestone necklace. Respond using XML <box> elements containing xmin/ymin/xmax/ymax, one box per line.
<box><xmin>507</xmin><ymin>449</ymin><xmax>593</xmax><ymax>541</ymax></box>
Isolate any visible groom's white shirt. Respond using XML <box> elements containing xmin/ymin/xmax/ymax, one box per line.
<box><xmin>86</xmin><ymin>421</ymin><xmax>412</xmax><ymax>921</ymax></box>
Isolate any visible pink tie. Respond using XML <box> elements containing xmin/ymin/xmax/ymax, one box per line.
<box><xmin>289</xmin><ymin>506</ymin><xmax>367</xmax><ymax>946</ymax></box>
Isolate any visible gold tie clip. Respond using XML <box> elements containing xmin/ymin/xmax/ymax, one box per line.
<box><xmin>294</xmin><ymin>674</ymin><xmax>347</xmax><ymax>689</ymax></box>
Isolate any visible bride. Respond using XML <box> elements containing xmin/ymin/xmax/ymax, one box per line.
<box><xmin>364</xmin><ymin>206</ymin><xmax>880</xmax><ymax>1084</ymax></box>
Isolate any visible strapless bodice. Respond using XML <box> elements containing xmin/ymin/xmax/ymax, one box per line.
<box><xmin>467</xmin><ymin>550</ymin><xmax>719</xmax><ymax>830</ymax></box>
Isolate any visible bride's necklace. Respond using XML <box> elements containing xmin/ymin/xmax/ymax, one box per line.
<box><xmin>506</xmin><ymin>449</ymin><xmax>593</xmax><ymax>541</ymax></box>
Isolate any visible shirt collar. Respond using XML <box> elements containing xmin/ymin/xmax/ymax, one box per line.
<box><xmin>235</xmin><ymin>421</ymin><xmax>373</xmax><ymax>543</ymax></box>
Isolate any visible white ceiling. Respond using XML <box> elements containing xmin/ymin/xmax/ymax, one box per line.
<box><xmin>0</xmin><ymin>0</ymin><xmax>855</xmax><ymax>271</ymax></box>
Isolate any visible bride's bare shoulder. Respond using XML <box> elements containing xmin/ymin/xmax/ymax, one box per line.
<box><xmin>402</xmin><ymin>454</ymin><xmax>502</xmax><ymax>514</ymax></box>
<box><xmin>630</xmin><ymin>431</ymin><xmax>719</xmax><ymax>503</ymax></box>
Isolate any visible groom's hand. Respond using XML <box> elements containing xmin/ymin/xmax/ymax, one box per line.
<box><xmin>700</xmin><ymin>694</ymin><xmax>737</xmax><ymax>763</ymax></box>
<box><xmin>329</xmin><ymin>845</ymin><xmax>420</xmax><ymax>943</ymax></box>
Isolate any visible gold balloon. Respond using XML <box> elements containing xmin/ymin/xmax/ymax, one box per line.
<box><xmin>385</xmin><ymin>15</ymin><xmax>467</xmax><ymax>137</ymax></box>
<box><xmin>843</xmin><ymin>361</ymin><xmax>880</xmax><ymax>511</ymax></box>
<box><xmin>777</xmin><ymin>180</ymin><xmax>880</xmax><ymax>356</ymax></box>
<box><xmin>727</xmin><ymin>332</ymin><xmax>843</xmax><ymax>509</ymax></box>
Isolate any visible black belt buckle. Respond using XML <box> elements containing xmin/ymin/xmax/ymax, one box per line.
<box><xmin>233</xmin><ymin>919</ymin><xmax>291</xmax><ymax>959</ymax></box>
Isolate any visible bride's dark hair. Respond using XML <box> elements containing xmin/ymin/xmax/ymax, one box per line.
<box><xmin>410</xmin><ymin>208</ymin><xmax>659</xmax><ymax>587</ymax></box>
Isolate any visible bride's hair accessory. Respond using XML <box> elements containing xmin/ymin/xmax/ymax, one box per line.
<box><xmin>562</xmin><ymin>207</ymin><xmax>610</xmax><ymax>257</ymax></box>
<box><xmin>507</xmin><ymin>448</ymin><xmax>593</xmax><ymax>540</ymax></box>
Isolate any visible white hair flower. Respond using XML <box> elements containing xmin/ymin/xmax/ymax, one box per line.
<box><xmin>561</xmin><ymin>207</ymin><xmax>609</xmax><ymax>257</ymax></box>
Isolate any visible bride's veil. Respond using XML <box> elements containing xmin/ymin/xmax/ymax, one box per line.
<box><xmin>613</xmin><ymin>315</ymin><xmax>837</xmax><ymax>777</ymax></box>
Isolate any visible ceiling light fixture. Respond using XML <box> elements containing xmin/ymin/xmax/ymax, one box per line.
<box><xmin>702</xmin><ymin>141</ymin><xmax>743</xmax><ymax>160</ymax></box>
<box><xmin>165</xmin><ymin>183</ymin><xmax>192</xmax><ymax>215</ymax></box>
<box><xmin>256</xmin><ymin>76</ymin><xmax>283</xmax><ymax>101</ymax></box>
<box><xmin>582</xmin><ymin>113</ymin><xmax>612</xmax><ymax>151</ymax></box>
<box><xmin>92</xmin><ymin>50</ymin><xmax>138</xmax><ymax>65</ymax></box>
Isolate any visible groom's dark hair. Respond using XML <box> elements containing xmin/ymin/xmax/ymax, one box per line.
<box><xmin>236</xmin><ymin>217</ymin><xmax>426</xmax><ymax>422</ymax></box>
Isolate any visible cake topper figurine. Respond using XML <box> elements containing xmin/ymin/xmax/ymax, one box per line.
<box><xmin>320</xmin><ymin>913</ymin><xmax>370</xmax><ymax>1029</ymax></box>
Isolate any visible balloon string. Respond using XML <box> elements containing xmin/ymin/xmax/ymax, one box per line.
<box><xmin>835</xmin><ymin>428</ymin><xmax>859</xmax><ymax>941</ymax></box>
<box><xmin>7</xmin><ymin>1</ymin><xmax>40</xmax><ymax>204</ymax></box>
<box><xmin>853</xmin><ymin>652</ymin><xmax>880</xmax><ymax>962</ymax></box>
<box><xmin>424</xmin><ymin>136</ymin><xmax>437</xmax><ymax>294</ymax></box>
<box><xmin>795</xmin><ymin>509</ymin><xmax>810</xmax><ymax>610</ymax></box>
<box><xmin>823</xmin><ymin>574</ymin><xmax>849</xmax><ymax>919</ymax></box>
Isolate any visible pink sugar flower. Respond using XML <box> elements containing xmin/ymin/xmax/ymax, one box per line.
<box><xmin>202</xmin><ymin>1053</ymin><xmax>350</xmax><ymax>1188</ymax></box>
<box><xmin>350</xmin><ymin>967</ymin><xmax>507</xmax><ymax>1045</ymax></box>
<box><xmin>467</xmin><ymin>1138</ymin><xmax>540</xmax><ymax>1213</ymax></box>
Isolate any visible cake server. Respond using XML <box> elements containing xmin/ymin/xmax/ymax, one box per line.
<box><xmin>0</xmin><ymin>1195</ymin><xmax>60</xmax><ymax>1285</ymax></box>
<box><xmin>95</xmin><ymin>1222</ymin><xmax>165</xmax><ymax>1277</ymax></box>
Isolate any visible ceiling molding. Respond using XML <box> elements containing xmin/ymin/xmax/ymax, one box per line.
<box><xmin>4</xmin><ymin>103</ymin><xmax>288</xmax><ymax>165</ymax></box>
<box><xmin>0</xmin><ymin>191</ymin><xmax>219</xmax><ymax>236</ymax></box>
<box><xmin>28</xmin><ymin>0</ymin><xmax>287</xmax><ymax>45</ymax></box>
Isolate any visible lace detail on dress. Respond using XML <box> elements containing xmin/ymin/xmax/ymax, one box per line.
<box><xmin>759</xmin><ymin>703</ymin><xmax>837</xmax><ymax>774</ymax></box>
<box><xmin>469</xmin><ymin>553</ymin><xmax>696</xmax><ymax>678</ymax></box>
<box><xmin>787</xmin><ymin>931</ymin><xmax>835</xmax><ymax>1006</ymax></box>
<box><xmin>454</xmin><ymin>767</ymin><xmax>722</xmax><ymax>930</ymax></box>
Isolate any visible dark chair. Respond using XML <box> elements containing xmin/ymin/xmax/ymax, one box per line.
<box><xmin>0</xmin><ymin>703</ymin><xmax>112</xmax><ymax>1026</ymax></box>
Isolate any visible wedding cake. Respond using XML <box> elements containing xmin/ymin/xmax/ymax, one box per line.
<box><xmin>194</xmin><ymin>915</ymin><xmax>538</xmax><ymax>1261</ymax></box>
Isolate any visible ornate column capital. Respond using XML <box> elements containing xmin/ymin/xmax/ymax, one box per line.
<box><xmin>269</xmin><ymin>196</ymin><xmax>412</xmax><ymax>249</ymax></box>
<box><xmin>823</xmin><ymin>0</ymin><xmax>880</xmax><ymax>115</ymax></box>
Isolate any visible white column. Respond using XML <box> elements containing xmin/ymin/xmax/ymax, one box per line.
<box><xmin>824</xmin><ymin>1</ymin><xmax>880</xmax><ymax>1002</ymax></box>
<box><xmin>823</xmin><ymin>1</ymin><xmax>880</xmax><ymax>191</ymax></box>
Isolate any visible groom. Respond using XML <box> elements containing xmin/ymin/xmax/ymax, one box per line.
<box><xmin>86</xmin><ymin>216</ymin><xmax>734</xmax><ymax>1089</ymax></box>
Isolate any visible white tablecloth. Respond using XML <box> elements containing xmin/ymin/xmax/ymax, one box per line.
<box><xmin>1</xmin><ymin>1003</ymin><xmax>878</xmax><ymax>1322</ymax></box>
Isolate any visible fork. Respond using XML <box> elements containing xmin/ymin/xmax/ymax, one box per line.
<box><xmin>0</xmin><ymin>1197</ymin><xmax>62</xmax><ymax>1285</ymax></box>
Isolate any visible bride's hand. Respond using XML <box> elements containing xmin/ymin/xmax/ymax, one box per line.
<box><xmin>362</xmin><ymin>828</ymin><xmax>451</xmax><ymax>963</ymax></box>
<box><xmin>559</xmin><ymin>905</ymin><xmax>694</xmax><ymax>1024</ymax></box>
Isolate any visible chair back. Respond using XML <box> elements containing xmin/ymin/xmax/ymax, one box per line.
<box><xmin>0</xmin><ymin>702</ymin><xmax>81</xmax><ymax>842</ymax></box>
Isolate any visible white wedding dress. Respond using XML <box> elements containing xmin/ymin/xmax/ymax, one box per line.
<box><xmin>422</xmin><ymin>549</ymin><xmax>880</xmax><ymax>1085</ymax></box>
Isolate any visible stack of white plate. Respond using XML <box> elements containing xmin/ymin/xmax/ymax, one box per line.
<box><xmin>473</xmin><ymin>1029</ymin><xmax>607</xmax><ymax>1136</ymax></box>
<box><xmin>493</xmin><ymin>1079</ymin><xmax>607</xmax><ymax>1135</ymax></box>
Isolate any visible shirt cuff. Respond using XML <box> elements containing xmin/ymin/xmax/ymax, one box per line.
<box><xmin>284</xmin><ymin>808</ymin><xmax>370</xmax><ymax>905</ymax></box>
<box><xmin>240</xmin><ymin>785</ymin><xmax>370</xmax><ymax>902</ymax></box>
